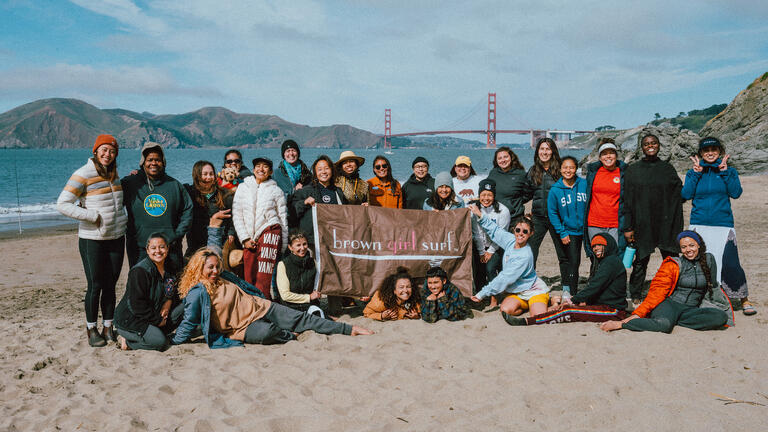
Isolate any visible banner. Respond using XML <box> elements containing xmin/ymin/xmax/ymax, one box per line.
<box><xmin>312</xmin><ymin>204</ymin><xmax>474</xmax><ymax>297</ymax></box>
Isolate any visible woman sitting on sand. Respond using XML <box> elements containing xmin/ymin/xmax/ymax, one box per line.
<box><xmin>468</xmin><ymin>207</ymin><xmax>551</xmax><ymax>319</ymax></box>
<box><xmin>172</xmin><ymin>248</ymin><xmax>371</xmax><ymax>347</ymax></box>
<box><xmin>274</xmin><ymin>230</ymin><xmax>324</xmax><ymax>313</ymax></box>
<box><xmin>114</xmin><ymin>233</ymin><xmax>183</xmax><ymax>351</ymax></box>
<box><xmin>364</xmin><ymin>267</ymin><xmax>421</xmax><ymax>321</ymax></box>
<box><xmin>601</xmin><ymin>231</ymin><xmax>733</xmax><ymax>333</ymax></box>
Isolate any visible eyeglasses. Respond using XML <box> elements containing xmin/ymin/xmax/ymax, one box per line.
<box><xmin>374</xmin><ymin>164</ymin><xmax>388</xmax><ymax>170</ymax></box>
<box><xmin>225</xmin><ymin>159</ymin><xmax>242</xmax><ymax>164</ymax></box>
<box><xmin>514</xmin><ymin>227</ymin><xmax>530</xmax><ymax>234</ymax></box>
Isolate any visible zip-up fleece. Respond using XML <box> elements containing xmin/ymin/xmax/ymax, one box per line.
<box><xmin>681</xmin><ymin>160</ymin><xmax>742</xmax><ymax>227</ymax></box>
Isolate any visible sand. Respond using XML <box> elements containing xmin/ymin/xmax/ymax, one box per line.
<box><xmin>1</xmin><ymin>176</ymin><xmax>767</xmax><ymax>431</ymax></box>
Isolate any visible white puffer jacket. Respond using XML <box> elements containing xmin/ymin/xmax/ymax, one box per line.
<box><xmin>232</xmin><ymin>177</ymin><xmax>288</xmax><ymax>251</ymax></box>
<box><xmin>56</xmin><ymin>159</ymin><xmax>127</xmax><ymax>240</ymax></box>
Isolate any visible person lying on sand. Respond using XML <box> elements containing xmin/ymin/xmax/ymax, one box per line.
<box><xmin>420</xmin><ymin>266</ymin><xmax>472</xmax><ymax>323</ymax></box>
<box><xmin>364</xmin><ymin>267</ymin><xmax>421</xmax><ymax>321</ymax></box>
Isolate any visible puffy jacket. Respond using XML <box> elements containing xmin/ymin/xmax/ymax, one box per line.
<box><xmin>232</xmin><ymin>177</ymin><xmax>288</xmax><ymax>251</ymax></box>
<box><xmin>633</xmin><ymin>255</ymin><xmax>734</xmax><ymax>326</ymax></box>
<box><xmin>526</xmin><ymin>167</ymin><xmax>559</xmax><ymax>219</ymax></box>
<box><xmin>57</xmin><ymin>158</ymin><xmax>127</xmax><ymax>240</ymax></box>
<box><xmin>401</xmin><ymin>174</ymin><xmax>435</xmax><ymax>210</ymax></box>
<box><xmin>547</xmin><ymin>177</ymin><xmax>587</xmax><ymax>239</ymax></box>
<box><xmin>681</xmin><ymin>160</ymin><xmax>742</xmax><ymax>227</ymax></box>
<box><xmin>485</xmin><ymin>166</ymin><xmax>529</xmax><ymax>220</ymax></box>
<box><xmin>367</xmin><ymin>176</ymin><xmax>403</xmax><ymax>208</ymax></box>
<box><xmin>583</xmin><ymin>160</ymin><xmax>628</xmax><ymax>256</ymax></box>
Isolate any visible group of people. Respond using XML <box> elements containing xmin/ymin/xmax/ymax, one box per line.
<box><xmin>57</xmin><ymin>132</ymin><xmax>755</xmax><ymax>350</ymax></box>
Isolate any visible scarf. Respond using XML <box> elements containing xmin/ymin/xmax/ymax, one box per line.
<box><xmin>283</xmin><ymin>160</ymin><xmax>302</xmax><ymax>187</ymax></box>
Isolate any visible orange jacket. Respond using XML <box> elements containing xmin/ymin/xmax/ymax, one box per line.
<box><xmin>363</xmin><ymin>291</ymin><xmax>420</xmax><ymax>321</ymax></box>
<box><xmin>367</xmin><ymin>177</ymin><xmax>403</xmax><ymax>209</ymax></box>
<box><xmin>633</xmin><ymin>257</ymin><xmax>679</xmax><ymax>318</ymax></box>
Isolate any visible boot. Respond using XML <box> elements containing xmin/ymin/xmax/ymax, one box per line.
<box><xmin>87</xmin><ymin>327</ymin><xmax>107</xmax><ymax>347</ymax></box>
<box><xmin>102</xmin><ymin>326</ymin><xmax>117</xmax><ymax>343</ymax></box>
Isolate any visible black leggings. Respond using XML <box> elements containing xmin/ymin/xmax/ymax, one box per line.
<box><xmin>561</xmin><ymin>235</ymin><xmax>583</xmax><ymax>292</ymax></box>
<box><xmin>529</xmin><ymin>216</ymin><xmax>568</xmax><ymax>283</ymax></box>
<box><xmin>78</xmin><ymin>237</ymin><xmax>125</xmax><ymax>323</ymax></box>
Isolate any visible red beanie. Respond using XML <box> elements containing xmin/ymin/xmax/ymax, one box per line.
<box><xmin>93</xmin><ymin>134</ymin><xmax>118</xmax><ymax>153</ymax></box>
<box><xmin>590</xmin><ymin>235</ymin><xmax>608</xmax><ymax>247</ymax></box>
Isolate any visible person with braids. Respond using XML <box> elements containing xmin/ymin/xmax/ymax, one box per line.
<box><xmin>423</xmin><ymin>172</ymin><xmax>465</xmax><ymax>211</ymax></box>
<box><xmin>184</xmin><ymin>160</ymin><xmax>230</xmax><ymax>257</ymax></box>
<box><xmin>525</xmin><ymin>138</ymin><xmax>568</xmax><ymax>275</ymax></box>
<box><xmin>363</xmin><ymin>267</ymin><xmax>421</xmax><ymax>321</ymax></box>
<box><xmin>485</xmin><ymin>146</ymin><xmax>528</xmax><ymax>223</ymax></box>
<box><xmin>600</xmin><ymin>231</ymin><xmax>733</xmax><ymax>333</ymax></box>
<box><xmin>171</xmin><ymin>247</ymin><xmax>372</xmax><ymax>348</ymax></box>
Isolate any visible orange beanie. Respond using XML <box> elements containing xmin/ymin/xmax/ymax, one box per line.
<box><xmin>93</xmin><ymin>134</ymin><xmax>118</xmax><ymax>153</ymax></box>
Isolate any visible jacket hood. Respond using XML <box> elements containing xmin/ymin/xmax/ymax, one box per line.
<box><xmin>551</xmin><ymin>176</ymin><xmax>582</xmax><ymax>190</ymax></box>
<box><xmin>591</xmin><ymin>232</ymin><xmax>620</xmax><ymax>258</ymax></box>
<box><xmin>139</xmin><ymin>142</ymin><xmax>166</xmax><ymax>167</ymax></box>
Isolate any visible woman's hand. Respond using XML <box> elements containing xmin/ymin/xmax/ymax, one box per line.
<box><xmin>718</xmin><ymin>154</ymin><xmax>730</xmax><ymax>171</ymax></box>
<box><xmin>304</xmin><ymin>196</ymin><xmax>316</xmax><ymax>206</ymax></box>
<box><xmin>309</xmin><ymin>291</ymin><xmax>321</xmax><ymax>301</ymax></box>
<box><xmin>480</xmin><ymin>251</ymin><xmax>492</xmax><ymax>263</ymax></box>
<box><xmin>560</xmin><ymin>235</ymin><xmax>570</xmax><ymax>245</ymax></box>
<box><xmin>404</xmin><ymin>308</ymin><xmax>420</xmax><ymax>319</ymax></box>
<box><xmin>242</xmin><ymin>239</ymin><xmax>257</xmax><ymax>250</ymax></box>
<box><xmin>381</xmin><ymin>309</ymin><xmax>397</xmax><ymax>320</ymax></box>
<box><xmin>470</xmin><ymin>295</ymin><xmax>482</xmax><ymax>303</ymax></box>
<box><xmin>361</xmin><ymin>202</ymin><xmax>369</xmax><ymax>207</ymax></box>
<box><xmin>294</xmin><ymin>183</ymin><xmax>303</xmax><ymax>190</ymax></box>
<box><xmin>210</xmin><ymin>209</ymin><xmax>231</xmax><ymax>227</ymax></box>
<box><xmin>94</xmin><ymin>214</ymin><xmax>102</xmax><ymax>227</ymax></box>
<box><xmin>159</xmin><ymin>299</ymin><xmax>171</xmax><ymax>327</ymax></box>
<box><xmin>690</xmin><ymin>155</ymin><xmax>703</xmax><ymax>173</ymax></box>
<box><xmin>467</xmin><ymin>204</ymin><xmax>482</xmax><ymax>218</ymax></box>
<box><xmin>227</xmin><ymin>235</ymin><xmax>235</xmax><ymax>245</ymax></box>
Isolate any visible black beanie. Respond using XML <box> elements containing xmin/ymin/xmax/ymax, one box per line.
<box><xmin>412</xmin><ymin>156</ymin><xmax>429</xmax><ymax>167</ymax></box>
<box><xmin>478</xmin><ymin>178</ymin><xmax>496</xmax><ymax>195</ymax></box>
<box><xmin>281</xmin><ymin>139</ymin><xmax>300</xmax><ymax>159</ymax></box>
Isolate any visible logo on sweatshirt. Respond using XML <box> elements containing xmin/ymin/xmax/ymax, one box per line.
<box><xmin>143</xmin><ymin>194</ymin><xmax>167</xmax><ymax>217</ymax></box>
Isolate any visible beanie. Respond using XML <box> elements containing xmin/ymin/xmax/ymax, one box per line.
<box><xmin>478</xmin><ymin>178</ymin><xmax>496</xmax><ymax>195</ymax></box>
<box><xmin>434</xmin><ymin>171</ymin><xmax>453</xmax><ymax>189</ymax></box>
<box><xmin>590</xmin><ymin>235</ymin><xmax>608</xmax><ymax>247</ymax></box>
<box><xmin>281</xmin><ymin>139</ymin><xmax>300</xmax><ymax>159</ymax></box>
<box><xmin>412</xmin><ymin>156</ymin><xmax>429</xmax><ymax>167</ymax></box>
<box><xmin>93</xmin><ymin>134</ymin><xmax>118</xmax><ymax>154</ymax></box>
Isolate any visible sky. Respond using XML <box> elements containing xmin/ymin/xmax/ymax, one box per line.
<box><xmin>1</xmin><ymin>0</ymin><xmax>767</xmax><ymax>136</ymax></box>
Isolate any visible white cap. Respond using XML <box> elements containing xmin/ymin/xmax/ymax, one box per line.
<box><xmin>598</xmin><ymin>143</ymin><xmax>617</xmax><ymax>154</ymax></box>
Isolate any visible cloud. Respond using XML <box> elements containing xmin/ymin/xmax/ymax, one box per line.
<box><xmin>69</xmin><ymin>0</ymin><xmax>168</xmax><ymax>35</ymax></box>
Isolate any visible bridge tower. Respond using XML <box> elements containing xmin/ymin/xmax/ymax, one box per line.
<box><xmin>384</xmin><ymin>108</ymin><xmax>391</xmax><ymax>151</ymax></box>
<box><xmin>487</xmin><ymin>93</ymin><xmax>496</xmax><ymax>148</ymax></box>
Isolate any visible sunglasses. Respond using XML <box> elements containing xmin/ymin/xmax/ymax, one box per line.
<box><xmin>374</xmin><ymin>164</ymin><xmax>389</xmax><ymax>169</ymax></box>
<box><xmin>225</xmin><ymin>159</ymin><xmax>242</xmax><ymax>164</ymax></box>
<box><xmin>514</xmin><ymin>227</ymin><xmax>530</xmax><ymax>234</ymax></box>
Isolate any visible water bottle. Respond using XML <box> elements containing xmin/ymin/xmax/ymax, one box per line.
<box><xmin>622</xmin><ymin>243</ymin><xmax>636</xmax><ymax>268</ymax></box>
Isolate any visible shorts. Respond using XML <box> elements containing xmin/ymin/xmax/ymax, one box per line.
<box><xmin>505</xmin><ymin>293</ymin><xmax>550</xmax><ymax>310</ymax></box>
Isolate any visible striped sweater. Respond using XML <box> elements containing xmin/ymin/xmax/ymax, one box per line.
<box><xmin>57</xmin><ymin>159</ymin><xmax>127</xmax><ymax>240</ymax></box>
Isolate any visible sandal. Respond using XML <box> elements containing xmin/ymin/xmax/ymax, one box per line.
<box><xmin>742</xmin><ymin>301</ymin><xmax>757</xmax><ymax>316</ymax></box>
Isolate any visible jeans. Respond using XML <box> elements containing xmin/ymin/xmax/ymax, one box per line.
<box><xmin>243</xmin><ymin>303</ymin><xmax>351</xmax><ymax>345</ymax></box>
<box><xmin>79</xmin><ymin>237</ymin><xmax>125</xmax><ymax>323</ymax></box>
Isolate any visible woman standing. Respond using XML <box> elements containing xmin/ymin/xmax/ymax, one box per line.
<box><xmin>485</xmin><ymin>147</ymin><xmax>528</xmax><ymax>221</ymax></box>
<box><xmin>423</xmin><ymin>172</ymin><xmax>465</xmax><ymax>211</ymax></box>
<box><xmin>232</xmin><ymin>157</ymin><xmax>288</xmax><ymax>300</ymax></box>
<box><xmin>451</xmin><ymin>156</ymin><xmax>484</xmax><ymax>202</ymax></box>
<box><xmin>681</xmin><ymin>137</ymin><xmax>755</xmax><ymax>315</ymax></box>
<box><xmin>114</xmin><ymin>233</ymin><xmax>182</xmax><ymax>351</ymax></box>
<box><xmin>401</xmin><ymin>157</ymin><xmax>435</xmax><ymax>210</ymax></box>
<box><xmin>335</xmin><ymin>151</ymin><xmax>369</xmax><ymax>205</ymax></box>
<box><xmin>57</xmin><ymin>134</ymin><xmax>127</xmax><ymax>347</ymax></box>
<box><xmin>526</xmin><ymin>138</ymin><xmax>567</xmax><ymax>272</ymax></box>
<box><xmin>367</xmin><ymin>155</ymin><xmax>403</xmax><ymax>208</ymax></box>
<box><xmin>470</xmin><ymin>179</ymin><xmax>510</xmax><ymax>300</ymax></box>
<box><xmin>184</xmin><ymin>160</ymin><xmax>229</xmax><ymax>257</ymax></box>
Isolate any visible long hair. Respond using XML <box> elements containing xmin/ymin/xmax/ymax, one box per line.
<box><xmin>426</xmin><ymin>186</ymin><xmax>458</xmax><ymax>210</ymax></box>
<box><xmin>311</xmin><ymin>155</ymin><xmax>337</xmax><ymax>186</ymax></box>
<box><xmin>694</xmin><ymin>237</ymin><xmax>714</xmax><ymax>298</ymax></box>
<box><xmin>378</xmin><ymin>266</ymin><xmax>420</xmax><ymax>310</ymax></box>
<box><xmin>178</xmin><ymin>248</ymin><xmax>223</xmax><ymax>299</ymax></box>
<box><xmin>372</xmin><ymin>155</ymin><xmax>395</xmax><ymax>184</ymax></box>
<box><xmin>492</xmin><ymin>146</ymin><xmax>524</xmax><ymax>171</ymax></box>
<box><xmin>191</xmin><ymin>160</ymin><xmax>225</xmax><ymax>208</ymax></box>
<box><xmin>91</xmin><ymin>156</ymin><xmax>118</xmax><ymax>183</ymax></box>
<box><xmin>530</xmin><ymin>138</ymin><xmax>562</xmax><ymax>185</ymax></box>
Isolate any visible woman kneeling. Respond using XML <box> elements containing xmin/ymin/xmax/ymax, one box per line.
<box><xmin>601</xmin><ymin>231</ymin><xmax>733</xmax><ymax>333</ymax></box>
<box><xmin>173</xmin><ymin>249</ymin><xmax>371</xmax><ymax>347</ymax></box>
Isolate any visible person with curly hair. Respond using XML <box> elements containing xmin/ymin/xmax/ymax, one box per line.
<box><xmin>364</xmin><ymin>267</ymin><xmax>422</xmax><ymax>321</ymax></box>
<box><xmin>601</xmin><ymin>231</ymin><xmax>733</xmax><ymax>333</ymax></box>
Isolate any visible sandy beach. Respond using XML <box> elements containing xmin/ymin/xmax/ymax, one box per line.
<box><xmin>1</xmin><ymin>176</ymin><xmax>766</xmax><ymax>431</ymax></box>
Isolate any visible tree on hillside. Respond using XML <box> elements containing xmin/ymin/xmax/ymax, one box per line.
<box><xmin>654</xmin><ymin>113</ymin><xmax>661</xmax><ymax>120</ymax></box>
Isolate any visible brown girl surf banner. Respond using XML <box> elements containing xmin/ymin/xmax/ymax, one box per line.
<box><xmin>312</xmin><ymin>204</ymin><xmax>474</xmax><ymax>297</ymax></box>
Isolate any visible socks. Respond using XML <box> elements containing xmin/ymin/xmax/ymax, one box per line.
<box><xmin>86</xmin><ymin>322</ymin><xmax>97</xmax><ymax>329</ymax></box>
<box><xmin>103</xmin><ymin>320</ymin><xmax>113</xmax><ymax>328</ymax></box>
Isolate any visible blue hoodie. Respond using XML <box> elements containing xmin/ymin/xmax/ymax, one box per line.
<box><xmin>547</xmin><ymin>176</ymin><xmax>587</xmax><ymax>239</ymax></box>
<box><xmin>681</xmin><ymin>160</ymin><xmax>742</xmax><ymax>227</ymax></box>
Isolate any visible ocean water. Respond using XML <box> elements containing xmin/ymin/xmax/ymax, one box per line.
<box><xmin>0</xmin><ymin>147</ymin><xmax>588</xmax><ymax>232</ymax></box>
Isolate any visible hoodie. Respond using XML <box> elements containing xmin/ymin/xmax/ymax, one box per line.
<box><xmin>680</xmin><ymin>159</ymin><xmax>742</xmax><ymax>227</ymax></box>
<box><xmin>485</xmin><ymin>166</ymin><xmax>529</xmax><ymax>220</ymax></box>
<box><xmin>571</xmin><ymin>233</ymin><xmax>626</xmax><ymax>310</ymax></box>
<box><xmin>547</xmin><ymin>176</ymin><xmax>587</xmax><ymax>239</ymax></box>
<box><xmin>401</xmin><ymin>173</ymin><xmax>435</xmax><ymax>210</ymax></box>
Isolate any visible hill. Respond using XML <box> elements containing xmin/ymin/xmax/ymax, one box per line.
<box><xmin>0</xmin><ymin>99</ymin><xmax>382</xmax><ymax>149</ymax></box>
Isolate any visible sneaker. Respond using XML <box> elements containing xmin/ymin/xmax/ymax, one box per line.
<box><xmin>562</xmin><ymin>291</ymin><xmax>572</xmax><ymax>304</ymax></box>
<box><xmin>501</xmin><ymin>312</ymin><xmax>527</xmax><ymax>326</ymax></box>
<box><xmin>87</xmin><ymin>327</ymin><xmax>107</xmax><ymax>347</ymax></box>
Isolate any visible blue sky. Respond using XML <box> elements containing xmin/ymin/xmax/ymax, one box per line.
<box><xmin>1</xmin><ymin>0</ymin><xmax>767</xmax><ymax>136</ymax></box>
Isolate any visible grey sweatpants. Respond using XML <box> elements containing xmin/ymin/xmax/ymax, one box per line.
<box><xmin>117</xmin><ymin>303</ymin><xmax>184</xmax><ymax>351</ymax></box>
<box><xmin>623</xmin><ymin>298</ymin><xmax>728</xmax><ymax>333</ymax></box>
<box><xmin>244</xmin><ymin>303</ymin><xmax>352</xmax><ymax>345</ymax></box>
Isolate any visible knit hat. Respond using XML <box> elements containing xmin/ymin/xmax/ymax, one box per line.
<box><xmin>434</xmin><ymin>171</ymin><xmax>453</xmax><ymax>189</ymax></box>
<box><xmin>93</xmin><ymin>134</ymin><xmax>118</xmax><ymax>154</ymax></box>
<box><xmin>598</xmin><ymin>143</ymin><xmax>617</xmax><ymax>155</ymax></box>
<box><xmin>139</xmin><ymin>142</ymin><xmax>165</xmax><ymax>167</ymax></box>
<box><xmin>590</xmin><ymin>235</ymin><xmax>608</xmax><ymax>247</ymax></box>
<box><xmin>676</xmin><ymin>230</ymin><xmax>703</xmax><ymax>245</ymax></box>
<box><xmin>454</xmin><ymin>155</ymin><xmax>472</xmax><ymax>166</ymax></box>
<box><xmin>698</xmin><ymin>137</ymin><xmax>724</xmax><ymax>153</ymax></box>
<box><xmin>412</xmin><ymin>156</ymin><xmax>429</xmax><ymax>167</ymax></box>
<box><xmin>478</xmin><ymin>178</ymin><xmax>496</xmax><ymax>195</ymax></box>
<box><xmin>281</xmin><ymin>139</ymin><xmax>300</xmax><ymax>159</ymax></box>
<box><xmin>252</xmin><ymin>157</ymin><xmax>273</xmax><ymax>170</ymax></box>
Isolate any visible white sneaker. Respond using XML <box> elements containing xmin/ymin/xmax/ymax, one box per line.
<box><xmin>562</xmin><ymin>291</ymin><xmax>572</xmax><ymax>303</ymax></box>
